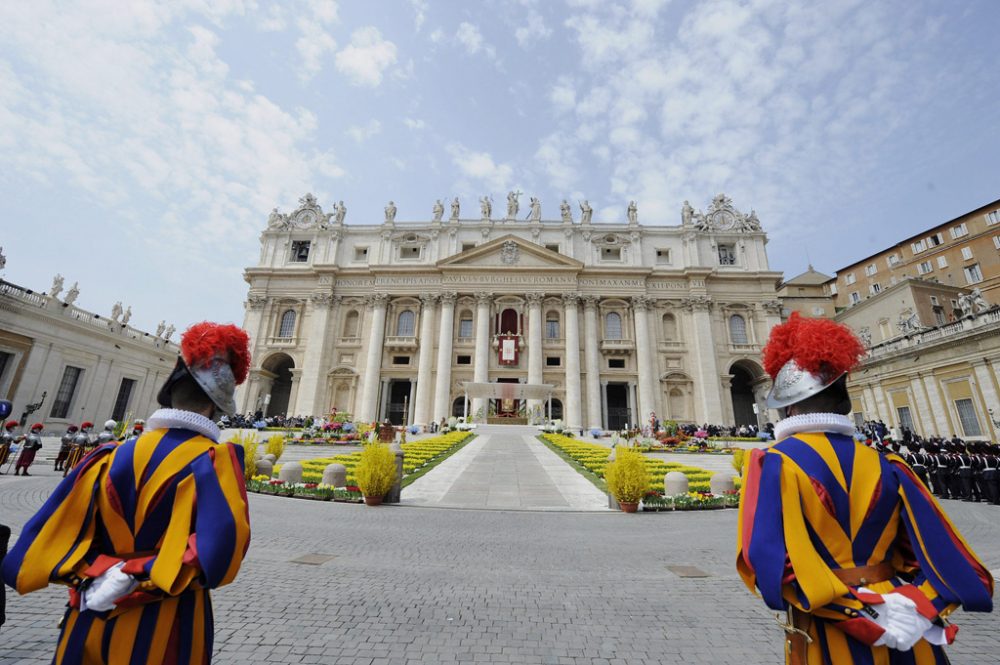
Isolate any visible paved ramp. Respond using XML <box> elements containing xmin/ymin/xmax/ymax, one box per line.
<box><xmin>403</xmin><ymin>425</ymin><xmax>609</xmax><ymax>511</ymax></box>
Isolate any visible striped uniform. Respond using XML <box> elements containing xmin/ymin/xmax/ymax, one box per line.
<box><xmin>738</xmin><ymin>431</ymin><xmax>993</xmax><ymax>664</ymax></box>
<box><xmin>2</xmin><ymin>428</ymin><xmax>251</xmax><ymax>664</ymax></box>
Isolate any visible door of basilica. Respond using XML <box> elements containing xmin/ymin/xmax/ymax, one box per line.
<box><xmin>606</xmin><ymin>383</ymin><xmax>630</xmax><ymax>430</ymax></box>
<box><xmin>387</xmin><ymin>380</ymin><xmax>411</xmax><ymax>425</ymax></box>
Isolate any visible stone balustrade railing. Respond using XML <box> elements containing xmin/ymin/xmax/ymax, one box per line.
<box><xmin>863</xmin><ymin>307</ymin><xmax>1000</xmax><ymax>363</ymax></box>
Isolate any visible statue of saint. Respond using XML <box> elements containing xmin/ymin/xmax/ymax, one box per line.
<box><xmin>111</xmin><ymin>301</ymin><xmax>123</xmax><ymax>323</ymax></box>
<box><xmin>627</xmin><ymin>200</ymin><xmax>638</xmax><ymax>224</ymax></box>
<box><xmin>681</xmin><ymin>200</ymin><xmax>694</xmax><ymax>226</ymax></box>
<box><xmin>432</xmin><ymin>199</ymin><xmax>444</xmax><ymax>221</ymax></box>
<box><xmin>164</xmin><ymin>324</ymin><xmax>176</xmax><ymax>341</ymax></box>
<box><xmin>506</xmin><ymin>191</ymin><xmax>521</xmax><ymax>219</ymax></box>
<box><xmin>267</xmin><ymin>208</ymin><xmax>286</xmax><ymax>229</ymax></box>
<box><xmin>480</xmin><ymin>196</ymin><xmax>492</xmax><ymax>220</ymax></box>
<box><xmin>450</xmin><ymin>197</ymin><xmax>460</xmax><ymax>221</ymax></box>
<box><xmin>334</xmin><ymin>201</ymin><xmax>346</xmax><ymax>224</ymax></box>
<box><xmin>971</xmin><ymin>287</ymin><xmax>991</xmax><ymax>313</ymax></box>
<box><xmin>64</xmin><ymin>282</ymin><xmax>80</xmax><ymax>305</ymax></box>
<box><xmin>384</xmin><ymin>201</ymin><xmax>397</xmax><ymax>223</ymax></box>
<box><xmin>121</xmin><ymin>306</ymin><xmax>132</xmax><ymax>325</ymax></box>
<box><xmin>579</xmin><ymin>200</ymin><xmax>593</xmax><ymax>224</ymax></box>
<box><xmin>50</xmin><ymin>274</ymin><xmax>65</xmax><ymax>298</ymax></box>
<box><xmin>527</xmin><ymin>197</ymin><xmax>541</xmax><ymax>221</ymax></box>
<box><xmin>858</xmin><ymin>327</ymin><xmax>872</xmax><ymax>348</ymax></box>
<box><xmin>0</xmin><ymin>246</ymin><xmax>6</xmax><ymax>270</ymax></box>
<box><xmin>156</xmin><ymin>320</ymin><xmax>166</xmax><ymax>337</ymax></box>
<box><xmin>560</xmin><ymin>200</ymin><xmax>572</xmax><ymax>223</ymax></box>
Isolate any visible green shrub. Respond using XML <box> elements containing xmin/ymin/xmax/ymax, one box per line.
<box><xmin>605</xmin><ymin>447</ymin><xmax>649</xmax><ymax>504</ymax></box>
<box><xmin>355</xmin><ymin>443</ymin><xmax>397</xmax><ymax>498</ymax></box>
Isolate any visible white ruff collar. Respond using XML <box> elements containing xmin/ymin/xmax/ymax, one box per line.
<box><xmin>774</xmin><ymin>413</ymin><xmax>855</xmax><ymax>441</ymax></box>
<box><xmin>146</xmin><ymin>408</ymin><xmax>220</xmax><ymax>442</ymax></box>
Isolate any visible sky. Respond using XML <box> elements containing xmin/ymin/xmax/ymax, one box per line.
<box><xmin>1</xmin><ymin>0</ymin><xmax>999</xmax><ymax>334</ymax></box>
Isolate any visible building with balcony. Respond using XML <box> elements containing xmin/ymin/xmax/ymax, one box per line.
<box><xmin>0</xmin><ymin>279</ymin><xmax>179</xmax><ymax>429</ymax></box>
<box><xmin>832</xmin><ymin>197</ymin><xmax>1000</xmax><ymax>310</ymax></box>
<box><xmin>237</xmin><ymin>193</ymin><xmax>785</xmax><ymax>429</ymax></box>
<box><xmin>776</xmin><ymin>265</ymin><xmax>836</xmax><ymax>320</ymax></box>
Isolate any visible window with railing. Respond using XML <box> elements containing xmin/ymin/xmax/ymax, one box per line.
<box><xmin>50</xmin><ymin>366</ymin><xmax>83</xmax><ymax>419</ymax></box>
<box><xmin>729</xmin><ymin>315</ymin><xmax>748</xmax><ymax>344</ymax></box>
<box><xmin>278</xmin><ymin>310</ymin><xmax>296</xmax><ymax>338</ymax></box>
<box><xmin>604</xmin><ymin>312</ymin><xmax>623</xmax><ymax>340</ymax></box>
<box><xmin>396</xmin><ymin>310</ymin><xmax>415</xmax><ymax>336</ymax></box>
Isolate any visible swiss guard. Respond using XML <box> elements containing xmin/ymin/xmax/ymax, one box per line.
<box><xmin>13</xmin><ymin>423</ymin><xmax>43</xmax><ymax>476</ymax></box>
<box><xmin>55</xmin><ymin>424</ymin><xmax>77</xmax><ymax>471</ymax></box>
<box><xmin>62</xmin><ymin>421</ymin><xmax>94</xmax><ymax>476</ymax></box>
<box><xmin>2</xmin><ymin>322</ymin><xmax>252</xmax><ymax>664</ymax></box>
<box><xmin>0</xmin><ymin>420</ymin><xmax>16</xmax><ymax>470</ymax></box>
<box><xmin>737</xmin><ymin>313</ymin><xmax>993</xmax><ymax>664</ymax></box>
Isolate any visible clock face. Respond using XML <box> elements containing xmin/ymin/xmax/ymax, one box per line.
<box><xmin>297</xmin><ymin>210</ymin><xmax>317</xmax><ymax>227</ymax></box>
<box><xmin>711</xmin><ymin>211</ymin><xmax>736</xmax><ymax>231</ymax></box>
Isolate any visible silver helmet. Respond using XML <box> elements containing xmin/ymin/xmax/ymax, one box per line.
<box><xmin>765</xmin><ymin>359</ymin><xmax>846</xmax><ymax>409</ymax></box>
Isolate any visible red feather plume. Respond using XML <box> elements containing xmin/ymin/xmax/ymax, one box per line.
<box><xmin>762</xmin><ymin>312</ymin><xmax>865</xmax><ymax>380</ymax></box>
<box><xmin>181</xmin><ymin>322</ymin><xmax>252</xmax><ymax>385</ymax></box>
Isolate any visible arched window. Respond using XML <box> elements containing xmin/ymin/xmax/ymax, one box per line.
<box><xmin>278</xmin><ymin>309</ymin><xmax>296</xmax><ymax>338</ymax></box>
<box><xmin>662</xmin><ymin>313</ymin><xmax>677</xmax><ymax>340</ymax></box>
<box><xmin>500</xmin><ymin>308</ymin><xmax>519</xmax><ymax>335</ymax></box>
<box><xmin>452</xmin><ymin>397</ymin><xmax>467</xmax><ymax>417</ymax></box>
<box><xmin>342</xmin><ymin>310</ymin><xmax>360</xmax><ymax>337</ymax></box>
<box><xmin>605</xmin><ymin>312</ymin><xmax>622</xmax><ymax>340</ymax></box>
<box><xmin>550</xmin><ymin>399</ymin><xmax>563</xmax><ymax>420</ymax></box>
<box><xmin>729</xmin><ymin>314</ymin><xmax>748</xmax><ymax>344</ymax></box>
<box><xmin>458</xmin><ymin>310</ymin><xmax>474</xmax><ymax>338</ymax></box>
<box><xmin>396</xmin><ymin>310</ymin><xmax>415</xmax><ymax>336</ymax></box>
<box><xmin>545</xmin><ymin>311</ymin><xmax>560</xmax><ymax>339</ymax></box>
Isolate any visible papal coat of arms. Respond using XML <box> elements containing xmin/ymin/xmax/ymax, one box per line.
<box><xmin>500</xmin><ymin>240</ymin><xmax>519</xmax><ymax>265</ymax></box>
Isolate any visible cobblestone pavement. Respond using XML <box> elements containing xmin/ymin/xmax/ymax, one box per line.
<box><xmin>2</xmin><ymin>459</ymin><xmax>999</xmax><ymax>664</ymax></box>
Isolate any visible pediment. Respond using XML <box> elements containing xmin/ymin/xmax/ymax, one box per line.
<box><xmin>437</xmin><ymin>234</ymin><xmax>583</xmax><ymax>270</ymax></box>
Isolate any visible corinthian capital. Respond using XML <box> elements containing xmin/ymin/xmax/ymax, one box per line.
<box><xmin>246</xmin><ymin>294</ymin><xmax>267</xmax><ymax>310</ymax></box>
<box><xmin>420</xmin><ymin>293</ymin><xmax>439</xmax><ymax>308</ymax></box>
<box><xmin>439</xmin><ymin>292</ymin><xmax>458</xmax><ymax>306</ymax></box>
<box><xmin>561</xmin><ymin>293</ymin><xmax>580</xmax><ymax>307</ymax></box>
<box><xmin>366</xmin><ymin>293</ymin><xmax>389</xmax><ymax>308</ymax></box>
<box><xmin>311</xmin><ymin>292</ymin><xmax>334</xmax><ymax>308</ymax></box>
<box><xmin>475</xmin><ymin>292</ymin><xmax>493</xmax><ymax>306</ymax></box>
<box><xmin>525</xmin><ymin>292</ymin><xmax>544</xmax><ymax>306</ymax></box>
<box><xmin>582</xmin><ymin>295</ymin><xmax>600</xmax><ymax>310</ymax></box>
<box><xmin>682</xmin><ymin>296</ymin><xmax>712</xmax><ymax>311</ymax></box>
<box><xmin>631</xmin><ymin>295</ymin><xmax>650</xmax><ymax>311</ymax></box>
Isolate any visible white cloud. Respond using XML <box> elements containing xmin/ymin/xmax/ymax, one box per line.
<box><xmin>428</xmin><ymin>27</ymin><xmax>445</xmax><ymax>44</ymax></box>
<box><xmin>403</xmin><ymin>117</ymin><xmax>426</xmax><ymax>130</ymax></box>
<box><xmin>446</xmin><ymin>143</ymin><xmax>512</xmax><ymax>192</ymax></box>
<box><xmin>456</xmin><ymin>22</ymin><xmax>496</xmax><ymax>60</ymax></box>
<box><xmin>515</xmin><ymin>10</ymin><xmax>552</xmax><ymax>47</ymax></box>
<box><xmin>335</xmin><ymin>26</ymin><xmax>398</xmax><ymax>87</ymax></box>
<box><xmin>347</xmin><ymin>119</ymin><xmax>382</xmax><ymax>142</ymax></box>
<box><xmin>550</xmin><ymin>77</ymin><xmax>576</xmax><ymax>113</ymax></box>
<box><xmin>409</xmin><ymin>0</ymin><xmax>428</xmax><ymax>31</ymax></box>
<box><xmin>294</xmin><ymin>0</ymin><xmax>339</xmax><ymax>80</ymax></box>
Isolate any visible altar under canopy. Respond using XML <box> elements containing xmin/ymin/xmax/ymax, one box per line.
<box><xmin>459</xmin><ymin>381</ymin><xmax>556</xmax><ymax>424</ymax></box>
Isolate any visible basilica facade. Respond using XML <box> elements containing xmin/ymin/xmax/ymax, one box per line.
<box><xmin>237</xmin><ymin>193</ymin><xmax>784</xmax><ymax>430</ymax></box>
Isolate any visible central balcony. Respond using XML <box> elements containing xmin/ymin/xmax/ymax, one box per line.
<box><xmin>384</xmin><ymin>335</ymin><xmax>419</xmax><ymax>351</ymax></box>
<box><xmin>600</xmin><ymin>339</ymin><xmax>635</xmax><ymax>355</ymax></box>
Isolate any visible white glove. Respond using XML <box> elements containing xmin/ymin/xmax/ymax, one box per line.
<box><xmin>81</xmin><ymin>562</ymin><xmax>138</xmax><ymax>612</ymax></box>
<box><xmin>860</xmin><ymin>587</ymin><xmax>933</xmax><ymax>651</ymax></box>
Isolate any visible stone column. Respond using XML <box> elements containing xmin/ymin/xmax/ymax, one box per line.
<box><xmin>908</xmin><ymin>374</ymin><xmax>935</xmax><ymax>437</ymax></box>
<box><xmin>288</xmin><ymin>369</ymin><xmax>303</xmax><ymax>417</ymax></box>
<box><xmin>583</xmin><ymin>296</ymin><xmax>603</xmax><ymax>430</ymax></box>
<box><xmin>562</xmin><ymin>293</ymin><xmax>583</xmax><ymax>430</ymax></box>
<box><xmin>526</xmin><ymin>292</ymin><xmax>544</xmax><ymax>421</ymax></box>
<box><xmin>358</xmin><ymin>293</ymin><xmax>388</xmax><ymax>421</ymax></box>
<box><xmin>632</xmin><ymin>296</ymin><xmax>657</xmax><ymax>428</ymax></box>
<box><xmin>433</xmin><ymin>293</ymin><xmax>457</xmax><ymax>422</ymax></box>
<box><xmin>293</xmin><ymin>293</ymin><xmax>334</xmax><ymax>417</ymax></box>
<box><xmin>413</xmin><ymin>294</ymin><xmax>438</xmax><ymax>428</ymax></box>
<box><xmin>686</xmin><ymin>297</ymin><xmax>724</xmax><ymax>424</ymax></box>
<box><xmin>919</xmin><ymin>375</ymin><xmax>951</xmax><ymax>436</ymax></box>
<box><xmin>972</xmin><ymin>361</ymin><xmax>1000</xmax><ymax>439</ymax></box>
<box><xmin>471</xmin><ymin>292</ymin><xmax>492</xmax><ymax>420</ymax></box>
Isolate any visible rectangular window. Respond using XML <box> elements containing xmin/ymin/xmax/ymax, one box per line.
<box><xmin>0</xmin><ymin>351</ymin><xmax>12</xmax><ymax>386</ymax></box>
<box><xmin>930</xmin><ymin>295</ymin><xmax>939</xmax><ymax>306</ymax></box>
<box><xmin>354</xmin><ymin>246</ymin><xmax>369</xmax><ymax>261</ymax></box>
<box><xmin>896</xmin><ymin>406</ymin><xmax>914</xmax><ymax>431</ymax></box>
<box><xmin>718</xmin><ymin>244</ymin><xmax>736</xmax><ymax>266</ymax></box>
<box><xmin>50</xmin><ymin>366</ymin><xmax>83</xmax><ymax>419</ymax></box>
<box><xmin>865</xmin><ymin>264</ymin><xmax>878</xmax><ymax>276</ymax></box>
<box><xmin>911</xmin><ymin>239</ymin><xmax>926</xmax><ymax>254</ymax></box>
<box><xmin>845</xmin><ymin>273</ymin><xmax>857</xmax><ymax>285</ymax></box>
<box><xmin>290</xmin><ymin>240</ymin><xmax>311</xmax><ymax>262</ymax></box>
<box><xmin>937</xmin><ymin>256</ymin><xmax>948</xmax><ymax>269</ymax></box>
<box><xmin>111</xmin><ymin>378</ymin><xmax>136</xmax><ymax>422</ymax></box>
<box><xmin>934</xmin><ymin>308</ymin><xmax>946</xmax><ymax>325</ymax></box>
<box><xmin>461</xmin><ymin>242</ymin><xmax>476</xmax><ymax>252</ymax></box>
<box><xmin>950</xmin><ymin>223</ymin><xmax>968</xmax><ymax>239</ymax></box>
<box><xmin>456</xmin><ymin>354</ymin><xmax>472</xmax><ymax>365</ymax></box>
<box><xmin>608</xmin><ymin>358</ymin><xmax>626</xmax><ymax>369</ymax></box>
<box><xmin>458</xmin><ymin>318</ymin><xmax>473</xmax><ymax>338</ymax></box>
<box><xmin>601</xmin><ymin>247</ymin><xmax>622</xmax><ymax>261</ymax></box>
<box><xmin>399</xmin><ymin>246</ymin><xmax>421</xmax><ymax>260</ymax></box>
<box><xmin>545</xmin><ymin>356</ymin><xmax>561</xmax><ymax>367</ymax></box>
<box><xmin>870</xmin><ymin>283</ymin><xmax>882</xmax><ymax>295</ymax></box>
<box><xmin>961</xmin><ymin>246</ymin><xmax>973</xmax><ymax>260</ymax></box>
<box><xmin>918</xmin><ymin>261</ymin><xmax>933</xmax><ymax>275</ymax></box>
<box><xmin>545</xmin><ymin>320</ymin><xmax>559</xmax><ymax>339</ymax></box>
<box><xmin>850</xmin><ymin>291</ymin><xmax>861</xmax><ymax>305</ymax></box>
<box><xmin>988</xmin><ymin>210</ymin><xmax>999</xmax><ymax>225</ymax></box>
<box><xmin>392</xmin><ymin>356</ymin><xmax>411</xmax><ymax>365</ymax></box>
<box><xmin>887</xmin><ymin>254</ymin><xmax>900</xmax><ymax>268</ymax></box>
<box><xmin>545</xmin><ymin>244</ymin><xmax>559</xmax><ymax>253</ymax></box>
<box><xmin>964</xmin><ymin>263</ymin><xmax>983</xmax><ymax>284</ymax></box>
<box><xmin>955</xmin><ymin>398</ymin><xmax>982</xmax><ymax>437</ymax></box>
<box><xmin>656</xmin><ymin>248</ymin><xmax>671</xmax><ymax>264</ymax></box>
<box><xmin>927</xmin><ymin>233</ymin><xmax>943</xmax><ymax>247</ymax></box>
<box><xmin>994</xmin><ymin>235</ymin><xmax>1000</xmax><ymax>250</ymax></box>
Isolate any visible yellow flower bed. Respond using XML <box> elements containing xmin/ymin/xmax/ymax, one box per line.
<box><xmin>540</xmin><ymin>433</ymin><xmax>738</xmax><ymax>494</ymax></box>
<box><xmin>275</xmin><ymin>431</ymin><xmax>472</xmax><ymax>485</ymax></box>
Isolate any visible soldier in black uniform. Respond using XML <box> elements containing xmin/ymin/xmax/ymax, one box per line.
<box><xmin>54</xmin><ymin>424</ymin><xmax>77</xmax><ymax>471</ymax></box>
<box><xmin>905</xmin><ymin>443</ymin><xmax>931</xmax><ymax>490</ymax></box>
<box><xmin>983</xmin><ymin>444</ymin><xmax>1000</xmax><ymax>505</ymax></box>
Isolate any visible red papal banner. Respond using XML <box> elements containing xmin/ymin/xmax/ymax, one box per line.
<box><xmin>498</xmin><ymin>335</ymin><xmax>519</xmax><ymax>365</ymax></box>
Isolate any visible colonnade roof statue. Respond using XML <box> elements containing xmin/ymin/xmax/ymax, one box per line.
<box><xmin>260</xmin><ymin>192</ymin><xmax>765</xmax><ymax>232</ymax></box>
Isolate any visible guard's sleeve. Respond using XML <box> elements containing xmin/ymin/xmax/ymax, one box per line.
<box><xmin>736</xmin><ymin>448</ymin><xmax>892</xmax><ymax>645</ymax></box>
<box><xmin>1</xmin><ymin>444</ymin><xmax>116</xmax><ymax>593</ymax></box>
<box><xmin>888</xmin><ymin>456</ymin><xmax>993</xmax><ymax>627</ymax></box>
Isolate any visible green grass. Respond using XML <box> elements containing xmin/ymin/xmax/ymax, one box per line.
<box><xmin>536</xmin><ymin>435</ymin><xmax>608</xmax><ymax>493</ymax></box>
<box><xmin>401</xmin><ymin>434</ymin><xmax>477</xmax><ymax>488</ymax></box>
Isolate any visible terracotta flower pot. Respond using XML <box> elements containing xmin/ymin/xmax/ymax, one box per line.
<box><xmin>364</xmin><ymin>495</ymin><xmax>384</xmax><ymax>507</ymax></box>
<box><xmin>619</xmin><ymin>502</ymin><xmax>639</xmax><ymax>513</ymax></box>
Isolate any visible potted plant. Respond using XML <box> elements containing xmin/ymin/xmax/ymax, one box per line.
<box><xmin>604</xmin><ymin>446</ymin><xmax>649</xmax><ymax>513</ymax></box>
<box><xmin>355</xmin><ymin>442</ymin><xmax>397</xmax><ymax>506</ymax></box>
